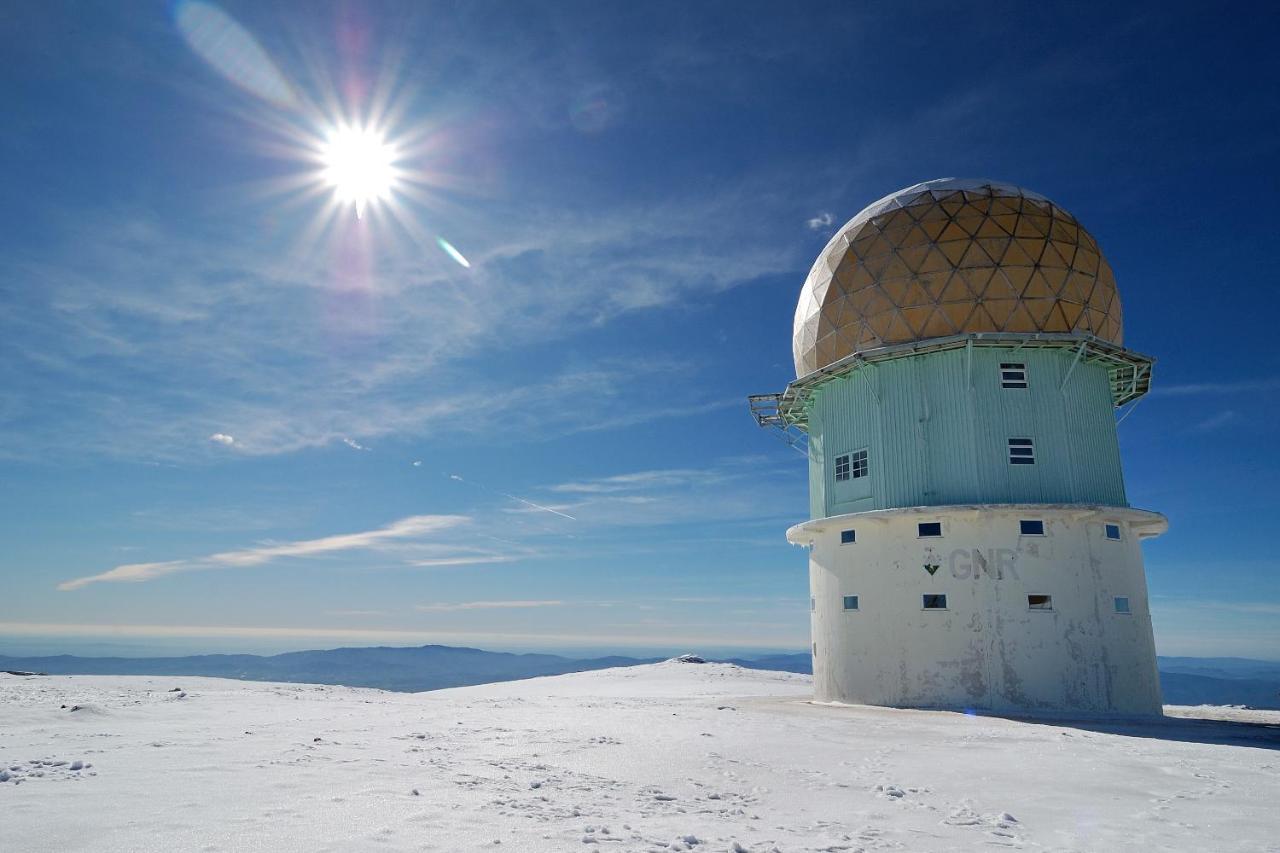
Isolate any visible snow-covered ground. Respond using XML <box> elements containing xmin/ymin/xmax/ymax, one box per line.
<box><xmin>2</xmin><ymin>662</ymin><xmax>1278</xmax><ymax>852</ymax></box>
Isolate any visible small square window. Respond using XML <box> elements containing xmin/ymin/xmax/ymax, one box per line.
<box><xmin>1000</xmin><ymin>362</ymin><xmax>1028</xmax><ymax>389</ymax></box>
<box><xmin>834</xmin><ymin>454</ymin><xmax>851</xmax><ymax>482</ymax></box>
<box><xmin>1019</xmin><ymin>519</ymin><xmax>1045</xmax><ymax>536</ymax></box>
<box><xmin>1008</xmin><ymin>437</ymin><xmax>1036</xmax><ymax>465</ymax></box>
<box><xmin>1105</xmin><ymin>523</ymin><xmax>1122</xmax><ymax>541</ymax></box>
<box><xmin>1114</xmin><ymin>596</ymin><xmax>1131</xmax><ymax>614</ymax></box>
<box><xmin>850</xmin><ymin>448</ymin><xmax>869</xmax><ymax>479</ymax></box>
<box><xmin>842</xmin><ymin>595</ymin><xmax>859</xmax><ymax>611</ymax></box>
<box><xmin>923</xmin><ymin>594</ymin><xmax>947</xmax><ymax>610</ymax></box>
<box><xmin>840</xmin><ymin>529</ymin><xmax>856</xmax><ymax>545</ymax></box>
<box><xmin>918</xmin><ymin>521</ymin><xmax>942</xmax><ymax>538</ymax></box>
<box><xmin>1028</xmin><ymin>594</ymin><xmax>1053</xmax><ymax>610</ymax></box>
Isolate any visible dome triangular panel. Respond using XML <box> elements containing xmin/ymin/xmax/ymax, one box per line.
<box><xmin>791</xmin><ymin>179</ymin><xmax>1124</xmax><ymax>375</ymax></box>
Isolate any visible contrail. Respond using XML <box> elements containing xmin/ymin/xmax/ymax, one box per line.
<box><xmin>448</xmin><ymin>474</ymin><xmax>577</xmax><ymax>521</ymax></box>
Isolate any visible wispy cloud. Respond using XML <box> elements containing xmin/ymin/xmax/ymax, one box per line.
<box><xmin>527</xmin><ymin>457</ymin><xmax>802</xmax><ymax>529</ymax></box>
<box><xmin>806</xmin><ymin>212</ymin><xmax>834</xmax><ymax>230</ymax></box>
<box><xmin>406</xmin><ymin>555</ymin><xmax>521</xmax><ymax>568</ymax></box>
<box><xmin>449</xmin><ymin>473</ymin><xmax>577</xmax><ymax>520</ymax></box>
<box><xmin>414</xmin><ymin>600</ymin><xmax>565</xmax><ymax>612</ymax></box>
<box><xmin>1189</xmin><ymin>410</ymin><xmax>1239</xmax><ymax>432</ymax></box>
<box><xmin>58</xmin><ymin>513</ymin><xmax>470</xmax><ymax>591</ymax></box>
<box><xmin>548</xmin><ymin>468</ymin><xmax>728</xmax><ymax>494</ymax></box>
<box><xmin>1152</xmin><ymin>378</ymin><xmax>1280</xmax><ymax>396</ymax></box>
<box><xmin>341</xmin><ymin>437</ymin><xmax>371</xmax><ymax>451</ymax></box>
<box><xmin>1</xmin><ymin>178</ymin><xmax>807</xmax><ymax>461</ymax></box>
<box><xmin>1154</xmin><ymin>598</ymin><xmax>1280</xmax><ymax>616</ymax></box>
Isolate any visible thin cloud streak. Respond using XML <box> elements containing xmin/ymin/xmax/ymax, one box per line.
<box><xmin>415</xmin><ymin>600</ymin><xmax>565</xmax><ymax>612</ymax></box>
<box><xmin>449</xmin><ymin>473</ymin><xmax>577</xmax><ymax>521</ymax></box>
<box><xmin>1152</xmin><ymin>378</ymin><xmax>1280</xmax><ymax>396</ymax></box>
<box><xmin>548</xmin><ymin>467</ymin><xmax>727</xmax><ymax>494</ymax></box>
<box><xmin>406</xmin><ymin>555</ymin><xmax>521</xmax><ymax>567</ymax></box>
<box><xmin>1188</xmin><ymin>410</ymin><xmax>1238</xmax><ymax>432</ymax></box>
<box><xmin>0</xmin><ymin>620</ymin><xmax>808</xmax><ymax>650</ymax></box>
<box><xmin>58</xmin><ymin>514</ymin><xmax>470</xmax><ymax>590</ymax></box>
<box><xmin>1</xmin><ymin>178</ymin><xmax>805</xmax><ymax>462</ymax></box>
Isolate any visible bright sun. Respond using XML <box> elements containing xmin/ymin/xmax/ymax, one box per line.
<box><xmin>320</xmin><ymin>125</ymin><xmax>396</xmax><ymax>218</ymax></box>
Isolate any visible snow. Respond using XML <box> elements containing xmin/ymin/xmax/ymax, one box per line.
<box><xmin>2</xmin><ymin>662</ymin><xmax>1278</xmax><ymax>852</ymax></box>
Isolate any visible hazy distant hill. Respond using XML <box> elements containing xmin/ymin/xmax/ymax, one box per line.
<box><xmin>4</xmin><ymin>646</ymin><xmax>1277</xmax><ymax>708</ymax></box>
<box><xmin>1156</xmin><ymin>656</ymin><xmax>1280</xmax><ymax>682</ymax></box>
<box><xmin>0</xmin><ymin>645</ymin><xmax>656</xmax><ymax>693</ymax></box>
<box><xmin>1155</xmin><ymin>657</ymin><xmax>1280</xmax><ymax>709</ymax></box>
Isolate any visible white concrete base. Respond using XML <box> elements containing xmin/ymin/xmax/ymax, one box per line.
<box><xmin>788</xmin><ymin>504</ymin><xmax>1167</xmax><ymax>716</ymax></box>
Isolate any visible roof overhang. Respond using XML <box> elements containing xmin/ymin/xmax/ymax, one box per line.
<box><xmin>749</xmin><ymin>332</ymin><xmax>1154</xmax><ymax>433</ymax></box>
<box><xmin>786</xmin><ymin>504</ymin><xmax>1169</xmax><ymax>544</ymax></box>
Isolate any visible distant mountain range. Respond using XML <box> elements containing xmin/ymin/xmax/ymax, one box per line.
<box><xmin>2</xmin><ymin>646</ymin><xmax>1277</xmax><ymax>709</ymax></box>
<box><xmin>0</xmin><ymin>645</ymin><xmax>651</xmax><ymax>693</ymax></box>
<box><xmin>1153</xmin><ymin>657</ymin><xmax>1280</xmax><ymax>710</ymax></box>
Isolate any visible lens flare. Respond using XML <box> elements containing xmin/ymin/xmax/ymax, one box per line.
<box><xmin>436</xmin><ymin>236</ymin><xmax>471</xmax><ymax>268</ymax></box>
<box><xmin>174</xmin><ymin>1</ymin><xmax>297</xmax><ymax>108</ymax></box>
<box><xmin>321</xmin><ymin>125</ymin><xmax>397</xmax><ymax>218</ymax></box>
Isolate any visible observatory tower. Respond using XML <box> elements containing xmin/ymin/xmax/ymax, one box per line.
<box><xmin>751</xmin><ymin>179</ymin><xmax>1165</xmax><ymax>716</ymax></box>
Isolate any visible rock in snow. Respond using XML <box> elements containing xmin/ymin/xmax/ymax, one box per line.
<box><xmin>1</xmin><ymin>661</ymin><xmax>1277</xmax><ymax>851</ymax></box>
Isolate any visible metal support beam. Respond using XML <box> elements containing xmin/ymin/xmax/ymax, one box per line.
<box><xmin>1059</xmin><ymin>339</ymin><xmax>1088</xmax><ymax>390</ymax></box>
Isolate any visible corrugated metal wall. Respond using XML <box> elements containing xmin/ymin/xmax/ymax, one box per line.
<box><xmin>809</xmin><ymin>346</ymin><xmax>1128</xmax><ymax>517</ymax></box>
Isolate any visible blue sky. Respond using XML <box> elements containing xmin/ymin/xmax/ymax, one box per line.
<box><xmin>2</xmin><ymin>1</ymin><xmax>1277</xmax><ymax>659</ymax></box>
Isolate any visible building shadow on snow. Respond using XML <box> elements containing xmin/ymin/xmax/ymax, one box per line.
<box><xmin>1005</xmin><ymin>711</ymin><xmax>1280</xmax><ymax>750</ymax></box>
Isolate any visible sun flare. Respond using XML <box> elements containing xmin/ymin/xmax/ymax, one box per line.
<box><xmin>320</xmin><ymin>125</ymin><xmax>397</xmax><ymax>218</ymax></box>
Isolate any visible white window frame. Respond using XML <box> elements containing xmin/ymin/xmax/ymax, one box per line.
<box><xmin>1000</xmin><ymin>362</ymin><xmax>1028</xmax><ymax>389</ymax></box>
<box><xmin>840</xmin><ymin>529</ymin><xmax>856</xmax><ymax>545</ymax></box>
<box><xmin>1114</xmin><ymin>596</ymin><xmax>1131</xmax><ymax>614</ymax></box>
<box><xmin>834</xmin><ymin>453</ymin><xmax>851</xmax><ymax>482</ymax></box>
<box><xmin>1008</xmin><ymin>437</ymin><xmax>1036</xmax><ymax>465</ymax></box>
<box><xmin>1027</xmin><ymin>594</ymin><xmax>1053</xmax><ymax>611</ymax></box>
<box><xmin>850</xmin><ymin>448</ymin><xmax>869</xmax><ymax>479</ymax></box>
<box><xmin>842</xmin><ymin>595</ymin><xmax>859</xmax><ymax>611</ymax></box>
<box><xmin>1104</xmin><ymin>523</ymin><xmax>1122</xmax><ymax>541</ymax></box>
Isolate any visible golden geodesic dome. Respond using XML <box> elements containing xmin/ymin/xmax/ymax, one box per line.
<box><xmin>793</xmin><ymin>178</ymin><xmax>1123</xmax><ymax>377</ymax></box>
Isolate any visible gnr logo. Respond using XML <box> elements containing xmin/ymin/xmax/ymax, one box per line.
<box><xmin>949</xmin><ymin>548</ymin><xmax>1020</xmax><ymax>580</ymax></box>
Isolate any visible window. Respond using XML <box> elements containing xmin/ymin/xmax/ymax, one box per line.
<box><xmin>842</xmin><ymin>595</ymin><xmax>859</xmax><ymax>611</ymax></box>
<box><xmin>1019</xmin><ymin>519</ymin><xmax>1045</xmax><ymax>536</ymax></box>
<box><xmin>1028</xmin><ymin>594</ymin><xmax>1053</xmax><ymax>610</ymax></box>
<box><xmin>812</xmin><ymin>642</ymin><xmax>818</xmax><ymax>657</ymax></box>
<box><xmin>1000</xmin><ymin>362</ymin><xmax>1028</xmax><ymax>389</ymax></box>
<box><xmin>1105</xmin><ymin>523</ymin><xmax>1122</xmax><ymax>541</ymax></box>
<box><xmin>810</xmin><ymin>596</ymin><xmax>816</xmax><ymax>612</ymax></box>
<box><xmin>840</xmin><ymin>529</ymin><xmax>856</xmax><ymax>545</ymax></box>
<box><xmin>922</xmin><ymin>594</ymin><xmax>947</xmax><ymax>610</ymax></box>
<box><xmin>918</xmin><ymin>521</ymin><xmax>942</xmax><ymax>538</ymax></box>
<box><xmin>1008</xmin><ymin>437</ymin><xmax>1036</xmax><ymax>464</ymax></box>
<box><xmin>834</xmin><ymin>454</ymin><xmax>851</xmax><ymax>481</ymax></box>
<box><xmin>1114</xmin><ymin>596</ymin><xmax>1131</xmax><ymax>614</ymax></box>
<box><xmin>850</xmin><ymin>448</ymin><xmax>869</xmax><ymax>479</ymax></box>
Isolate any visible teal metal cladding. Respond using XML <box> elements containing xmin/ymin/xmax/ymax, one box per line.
<box><xmin>808</xmin><ymin>346</ymin><xmax>1126</xmax><ymax>518</ymax></box>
